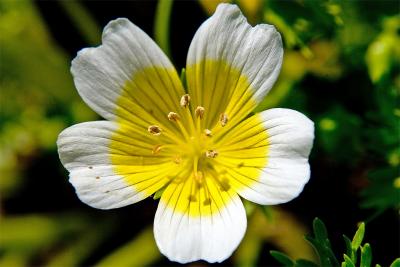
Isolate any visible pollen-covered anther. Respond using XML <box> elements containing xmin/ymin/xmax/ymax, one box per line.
<box><xmin>219</xmin><ymin>113</ymin><xmax>228</xmax><ymax>127</ymax></box>
<box><xmin>148</xmin><ymin>125</ymin><xmax>162</xmax><ymax>135</ymax></box>
<box><xmin>180</xmin><ymin>94</ymin><xmax>191</xmax><ymax>108</ymax></box>
<box><xmin>195</xmin><ymin>106</ymin><xmax>205</xmax><ymax>119</ymax></box>
<box><xmin>204</xmin><ymin>129</ymin><xmax>212</xmax><ymax>137</ymax></box>
<box><xmin>205</xmin><ymin>150</ymin><xmax>219</xmax><ymax>158</ymax></box>
<box><xmin>167</xmin><ymin>112</ymin><xmax>180</xmax><ymax>121</ymax></box>
<box><xmin>152</xmin><ymin>145</ymin><xmax>162</xmax><ymax>155</ymax></box>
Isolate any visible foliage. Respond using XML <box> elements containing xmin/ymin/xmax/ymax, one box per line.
<box><xmin>270</xmin><ymin>218</ymin><xmax>399</xmax><ymax>267</ymax></box>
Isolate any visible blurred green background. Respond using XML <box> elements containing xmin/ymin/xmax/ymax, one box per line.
<box><xmin>0</xmin><ymin>0</ymin><xmax>399</xmax><ymax>266</ymax></box>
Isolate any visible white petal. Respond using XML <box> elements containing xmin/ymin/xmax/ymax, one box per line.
<box><xmin>71</xmin><ymin>18</ymin><xmax>185</xmax><ymax>129</ymax></box>
<box><xmin>57</xmin><ymin>121</ymin><xmax>175</xmax><ymax>209</ymax></box>
<box><xmin>238</xmin><ymin>108</ymin><xmax>314</xmax><ymax>205</ymax></box>
<box><xmin>153</xmin><ymin>177</ymin><xmax>247</xmax><ymax>263</ymax></box>
<box><xmin>186</xmin><ymin>3</ymin><xmax>283</xmax><ymax>128</ymax></box>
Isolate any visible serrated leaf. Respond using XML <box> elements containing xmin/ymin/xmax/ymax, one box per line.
<box><xmin>343</xmin><ymin>254</ymin><xmax>356</xmax><ymax>267</ymax></box>
<box><xmin>389</xmin><ymin>258</ymin><xmax>400</xmax><ymax>267</ymax></box>
<box><xmin>295</xmin><ymin>259</ymin><xmax>319</xmax><ymax>267</ymax></box>
<box><xmin>270</xmin><ymin>250</ymin><xmax>294</xmax><ymax>266</ymax></box>
<box><xmin>352</xmin><ymin>222</ymin><xmax>365</xmax><ymax>250</ymax></box>
<box><xmin>360</xmin><ymin>243</ymin><xmax>372</xmax><ymax>267</ymax></box>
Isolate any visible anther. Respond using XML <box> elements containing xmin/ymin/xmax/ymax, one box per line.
<box><xmin>180</xmin><ymin>94</ymin><xmax>190</xmax><ymax>108</ymax></box>
<box><xmin>204</xmin><ymin>129</ymin><xmax>212</xmax><ymax>137</ymax></box>
<box><xmin>148</xmin><ymin>125</ymin><xmax>162</xmax><ymax>135</ymax></box>
<box><xmin>167</xmin><ymin>112</ymin><xmax>180</xmax><ymax>121</ymax></box>
<box><xmin>205</xmin><ymin>150</ymin><xmax>219</xmax><ymax>158</ymax></box>
<box><xmin>219</xmin><ymin>113</ymin><xmax>228</xmax><ymax>127</ymax></box>
<box><xmin>173</xmin><ymin>155</ymin><xmax>182</xmax><ymax>164</ymax></box>
<box><xmin>152</xmin><ymin>145</ymin><xmax>162</xmax><ymax>155</ymax></box>
<box><xmin>195</xmin><ymin>106</ymin><xmax>205</xmax><ymax>119</ymax></box>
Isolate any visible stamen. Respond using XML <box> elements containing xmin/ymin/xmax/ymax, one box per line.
<box><xmin>167</xmin><ymin>112</ymin><xmax>180</xmax><ymax>121</ymax></box>
<box><xmin>205</xmin><ymin>150</ymin><xmax>218</xmax><ymax>158</ymax></box>
<box><xmin>148</xmin><ymin>125</ymin><xmax>162</xmax><ymax>135</ymax></box>
<box><xmin>219</xmin><ymin>113</ymin><xmax>228</xmax><ymax>127</ymax></box>
<box><xmin>195</xmin><ymin>106</ymin><xmax>205</xmax><ymax>119</ymax></box>
<box><xmin>204</xmin><ymin>129</ymin><xmax>212</xmax><ymax>137</ymax></box>
<box><xmin>180</xmin><ymin>94</ymin><xmax>191</xmax><ymax>108</ymax></box>
<box><xmin>152</xmin><ymin>145</ymin><xmax>162</xmax><ymax>155</ymax></box>
<box><xmin>173</xmin><ymin>155</ymin><xmax>182</xmax><ymax>164</ymax></box>
<box><xmin>194</xmin><ymin>171</ymin><xmax>203</xmax><ymax>183</ymax></box>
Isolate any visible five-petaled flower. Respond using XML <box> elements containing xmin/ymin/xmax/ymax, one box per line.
<box><xmin>57</xmin><ymin>4</ymin><xmax>314</xmax><ymax>264</ymax></box>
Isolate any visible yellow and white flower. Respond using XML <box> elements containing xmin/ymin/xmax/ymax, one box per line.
<box><xmin>57</xmin><ymin>4</ymin><xmax>314</xmax><ymax>263</ymax></box>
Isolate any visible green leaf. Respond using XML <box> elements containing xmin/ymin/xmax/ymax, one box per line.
<box><xmin>360</xmin><ymin>243</ymin><xmax>372</xmax><ymax>267</ymax></box>
<box><xmin>389</xmin><ymin>258</ymin><xmax>400</xmax><ymax>267</ymax></box>
<box><xmin>352</xmin><ymin>222</ymin><xmax>365</xmax><ymax>250</ymax></box>
<box><xmin>343</xmin><ymin>235</ymin><xmax>355</xmax><ymax>262</ymax></box>
<box><xmin>295</xmin><ymin>259</ymin><xmax>319</xmax><ymax>267</ymax></box>
<box><xmin>313</xmin><ymin>218</ymin><xmax>329</xmax><ymax>245</ymax></box>
<box><xmin>154</xmin><ymin>0</ymin><xmax>173</xmax><ymax>57</ymax></box>
<box><xmin>270</xmin><ymin>250</ymin><xmax>294</xmax><ymax>266</ymax></box>
<box><xmin>343</xmin><ymin>254</ymin><xmax>356</xmax><ymax>267</ymax></box>
<box><xmin>305</xmin><ymin>219</ymin><xmax>339</xmax><ymax>267</ymax></box>
<box><xmin>305</xmin><ymin>235</ymin><xmax>337</xmax><ymax>267</ymax></box>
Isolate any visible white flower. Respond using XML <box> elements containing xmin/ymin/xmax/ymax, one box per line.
<box><xmin>57</xmin><ymin>3</ymin><xmax>314</xmax><ymax>263</ymax></box>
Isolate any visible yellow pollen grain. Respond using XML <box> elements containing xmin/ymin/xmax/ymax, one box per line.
<box><xmin>148</xmin><ymin>125</ymin><xmax>162</xmax><ymax>135</ymax></box>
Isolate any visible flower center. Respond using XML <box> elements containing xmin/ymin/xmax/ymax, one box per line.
<box><xmin>147</xmin><ymin>94</ymin><xmax>229</xmax><ymax>181</ymax></box>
